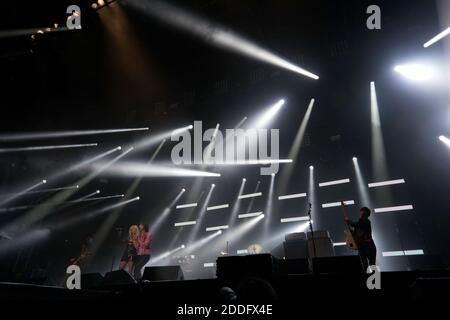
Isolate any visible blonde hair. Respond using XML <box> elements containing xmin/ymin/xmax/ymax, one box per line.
<box><xmin>129</xmin><ymin>225</ymin><xmax>139</xmax><ymax>241</ymax></box>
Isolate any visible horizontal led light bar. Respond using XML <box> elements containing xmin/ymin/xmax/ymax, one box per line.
<box><xmin>368</xmin><ymin>179</ymin><xmax>405</xmax><ymax>188</ymax></box>
<box><xmin>382</xmin><ymin>251</ymin><xmax>405</xmax><ymax>257</ymax></box>
<box><xmin>238</xmin><ymin>211</ymin><xmax>263</xmax><ymax>219</ymax></box>
<box><xmin>206</xmin><ymin>225</ymin><xmax>229</xmax><ymax>232</ymax></box>
<box><xmin>176</xmin><ymin>203</ymin><xmax>198</xmax><ymax>209</ymax></box>
<box><xmin>203</xmin><ymin>262</ymin><xmax>216</xmax><ymax>268</ymax></box>
<box><xmin>280</xmin><ymin>216</ymin><xmax>309</xmax><ymax>223</ymax></box>
<box><xmin>238</xmin><ymin>192</ymin><xmax>262</xmax><ymax>199</ymax></box>
<box><xmin>423</xmin><ymin>27</ymin><xmax>450</xmax><ymax>48</ymax></box>
<box><xmin>404</xmin><ymin>249</ymin><xmax>424</xmax><ymax>256</ymax></box>
<box><xmin>318</xmin><ymin>178</ymin><xmax>350</xmax><ymax>187</ymax></box>
<box><xmin>322</xmin><ymin>200</ymin><xmax>354</xmax><ymax>208</ymax></box>
<box><xmin>174</xmin><ymin>221</ymin><xmax>196</xmax><ymax>227</ymax></box>
<box><xmin>278</xmin><ymin>193</ymin><xmax>307</xmax><ymax>200</ymax></box>
<box><xmin>0</xmin><ymin>143</ymin><xmax>98</xmax><ymax>153</ymax></box>
<box><xmin>382</xmin><ymin>249</ymin><xmax>424</xmax><ymax>257</ymax></box>
<box><xmin>374</xmin><ymin>205</ymin><xmax>413</xmax><ymax>213</ymax></box>
<box><xmin>237</xmin><ymin>249</ymin><xmax>248</xmax><ymax>254</ymax></box>
<box><xmin>333</xmin><ymin>242</ymin><xmax>347</xmax><ymax>247</ymax></box>
<box><xmin>206</xmin><ymin>204</ymin><xmax>229</xmax><ymax>211</ymax></box>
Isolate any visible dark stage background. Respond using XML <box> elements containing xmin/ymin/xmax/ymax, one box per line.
<box><xmin>0</xmin><ymin>0</ymin><xmax>449</xmax><ymax>282</ymax></box>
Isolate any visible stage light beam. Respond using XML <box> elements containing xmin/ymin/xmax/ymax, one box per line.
<box><xmin>439</xmin><ymin>135</ymin><xmax>450</xmax><ymax>148</ymax></box>
<box><xmin>254</xmin><ymin>99</ymin><xmax>285</xmax><ymax>128</ymax></box>
<box><xmin>0</xmin><ymin>127</ymin><xmax>149</xmax><ymax>142</ymax></box>
<box><xmin>126</xmin><ymin>0</ymin><xmax>319</xmax><ymax>80</ymax></box>
<box><xmin>278</xmin><ymin>98</ymin><xmax>315</xmax><ymax>195</ymax></box>
<box><xmin>352</xmin><ymin>157</ymin><xmax>372</xmax><ymax>207</ymax></box>
<box><xmin>424</xmin><ymin>27</ymin><xmax>450</xmax><ymax>48</ymax></box>
<box><xmin>394</xmin><ymin>64</ymin><xmax>435</xmax><ymax>82</ymax></box>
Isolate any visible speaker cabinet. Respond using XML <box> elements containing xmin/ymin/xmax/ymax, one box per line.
<box><xmin>143</xmin><ymin>266</ymin><xmax>184</xmax><ymax>281</ymax></box>
<box><xmin>312</xmin><ymin>256</ymin><xmax>363</xmax><ymax>274</ymax></box>
<box><xmin>102</xmin><ymin>270</ymin><xmax>136</xmax><ymax>286</ymax></box>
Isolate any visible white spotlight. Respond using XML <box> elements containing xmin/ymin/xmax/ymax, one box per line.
<box><xmin>212</xmin><ymin>184</ymin><xmax>216</xmax><ymax>188</ymax></box>
<box><xmin>181</xmin><ymin>188</ymin><xmax>186</xmax><ymax>192</ymax></box>
<box><xmin>188</xmin><ymin>125</ymin><xmax>193</xmax><ymax>129</ymax></box>
<box><xmin>255</xmin><ymin>99</ymin><xmax>285</xmax><ymax>128</ymax></box>
<box><xmin>117</xmin><ymin>146</ymin><xmax>122</xmax><ymax>151</ymax></box>
<box><xmin>394</xmin><ymin>64</ymin><xmax>435</xmax><ymax>82</ymax></box>
<box><xmin>242</xmin><ymin>178</ymin><xmax>246</xmax><ymax>181</ymax></box>
<box><xmin>439</xmin><ymin>135</ymin><xmax>450</xmax><ymax>147</ymax></box>
<box><xmin>42</xmin><ymin>180</ymin><xmax>47</xmax><ymax>184</ymax></box>
<box><xmin>309</xmin><ymin>165</ymin><xmax>314</xmax><ymax>170</ymax></box>
<box><xmin>136</xmin><ymin>196</ymin><xmax>140</xmax><ymax>200</ymax></box>
<box><xmin>352</xmin><ymin>157</ymin><xmax>357</xmax><ymax>161</ymax></box>
<box><xmin>96</xmin><ymin>190</ymin><xmax>101</xmax><ymax>194</ymax></box>
<box><xmin>181</xmin><ymin>244</ymin><xmax>185</xmax><ymax>249</ymax></box>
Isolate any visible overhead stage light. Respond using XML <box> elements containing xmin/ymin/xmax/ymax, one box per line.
<box><xmin>423</xmin><ymin>27</ymin><xmax>450</xmax><ymax>48</ymax></box>
<box><xmin>394</xmin><ymin>64</ymin><xmax>435</xmax><ymax>82</ymax></box>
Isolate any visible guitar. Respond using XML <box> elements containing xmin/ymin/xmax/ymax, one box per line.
<box><xmin>340</xmin><ymin>201</ymin><xmax>358</xmax><ymax>250</ymax></box>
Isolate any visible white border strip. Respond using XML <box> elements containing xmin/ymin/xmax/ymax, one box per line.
<box><xmin>322</xmin><ymin>200</ymin><xmax>354</xmax><ymax>208</ymax></box>
<box><xmin>207</xmin><ymin>204</ymin><xmax>229</xmax><ymax>211</ymax></box>
<box><xmin>278</xmin><ymin>193</ymin><xmax>307</xmax><ymax>200</ymax></box>
<box><xmin>206</xmin><ymin>225</ymin><xmax>229</xmax><ymax>232</ymax></box>
<box><xmin>174</xmin><ymin>220</ymin><xmax>196</xmax><ymax>227</ymax></box>
<box><xmin>374</xmin><ymin>205</ymin><xmax>413</xmax><ymax>213</ymax></box>
<box><xmin>176</xmin><ymin>203</ymin><xmax>198</xmax><ymax>209</ymax></box>
<box><xmin>238</xmin><ymin>192</ymin><xmax>262</xmax><ymax>199</ymax></box>
<box><xmin>319</xmin><ymin>178</ymin><xmax>350</xmax><ymax>187</ymax></box>
<box><xmin>237</xmin><ymin>249</ymin><xmax>248</xmax><ymax>254</ymax></box>
<box><xmin>280</xmin><ymin>216</ymin><xmax>309</xmax><ymax>223</ymax></box>
<box><xmin>238</xmin><ymin>211</ymin><xmax>263</xmax><ymax>219</ymax></box>
<box><xmin>203</xmin><ymin>262</ymin><xmax>216</xmax><ymax>268</ymax></box>
<box><xmin>368</xmin><ymin>179</ymin><xmax>405</xmax><ymax>188</ymax></box>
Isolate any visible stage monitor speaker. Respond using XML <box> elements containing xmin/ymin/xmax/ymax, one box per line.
<box><xmin>81</xmin><ymin>273</ymin><xmax>104</xmax><ymax>289</ymax></box>
<box><xmin>411</xmin><ymin>277</ymin><xmax>450</xmax><ymax>299</ymax></box>
<box><xmin>312</xmin><ymin>256</ymin><xmax>363</xmax><ymax>274</ymax></box>
<box><xmin>143</xmin><ymin>266</ymin><xmax>184</xmax><ymax>281</ymax></box>
<box><xmin>102</xmin><ymin>270</ymin><xmax>136</xmax><ymax>286</ymax></box>
<box><xmin>302</xmin><ymin>230</ymin><xmax>335</xmax><ymax>258</ymax></box>
<box><xmin>283</xmin><ymin>240</ymin><xmax>308</xmax><ymax>259</ymax></box>
<box><xmin>279</xmin><ymin>258</ymin><xmax>310</xmax><ymax>275</ymax></box>
<box><xmin>285</xmin><ymin>232</ymin><xmax>306</xmax><ymax>241</ymax></box>
<box><xmin>216</xmin><ymin>254</ymin><xmax>278</xmax><ymax>280</ymax></box>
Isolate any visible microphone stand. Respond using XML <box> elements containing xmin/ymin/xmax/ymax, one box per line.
<box><xmin>307</xmin><ymin>203</ymin><xmax>317</xmax><ymax>259</ymax></box>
